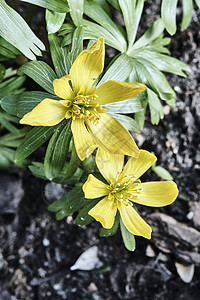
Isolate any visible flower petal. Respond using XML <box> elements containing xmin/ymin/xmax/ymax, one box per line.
<box><xmin>88</xmin><ymin>197</ymin><xmax>117</xmax><ymax>229</ymax></box>
<box><xmin>53</xmin><ymin>75</ymin><xmax>75</xmax><ymax>100</ymax></box>
<box><xmin>70</xmin><ymin>37</ymin><xmax>105</xmax><ymax>94</ymax></box>
<box><xmin>135</xmin><ymin>181</ymin><xmax>178</xmax><ymax>207</ymax></box>
<box><xmin>123</xmin><ymin>150</ymin><xmax>157</xmax><ymax>178</ymax></box>
<box><xmin>20</xmin><ymin>98</ymin><xmax>67</xmax><ymax>126</ymax></box>
<box><xmin>83</xmin><ymin>174</ymin><xmax>109</xmax><ymax>199</ymax></box>
<box><xmin>96</xmin><ymin>148</ymin><xmax>124</xmax><ymax>183</ymax></box>
<box><xmin>119</xmin><ymin>204</ymin><xmax>152</xmax><ymax>239</ymax></box>
<box><xmin>96</xmin><ymin>80</ymin><xmax>146</xmax><ymax>104</ymax></box>
<box><xmin>87</xmin><ymin>113</ymin><xmax>139</xmax><ymax>157</ymax></box>
<box><xmin>71</xmin><ymin>118</ymin><xmax>97</xmax><ymax>161</ymax></box>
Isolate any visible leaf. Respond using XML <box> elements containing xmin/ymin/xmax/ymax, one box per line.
<box><xmin>130</xmin><ymin>57</ymin><xmax>176</xmax><ymax>101</ymax></box>
<box><xmin>119</xmin><ymin>0</ymin><xmax>144</xmax><ymax>51</ymax></box>
<box><xmin>1</xmin><ymin>91</ymin><xmax>59</xmax><ymax>118</ymax></box>
<box><xmin>21</xmin><ymin>0</ymin><xmax>70</xmax><ymax>13</ymax></box>
<box><xmin>75</xmin><ymin>199</ymin><xmax>100</xmax><ymax>225</ymax></box>
<box><xmin>0</xmin><ymin>147</ymin><xmax>14</xmax><ymax>167</ymax></box>
<box><xmin>83</xmin><ymin>19</ymin><xmax>123</xmax><ymax>52</ymax></box>
<box><xmin>0</xmin><ymin>127</ymin><xmax>30</xmax><ymax>147</ymax></box>
<box><xmin>181</xmin><ymin>0</ymin><xmax>193</xmax><ymax>31</ymax></box>
<box><xmin>0</xmin><ymin>0</ymin><xmax>45</xmax><ymax>60</ymax></box>
<box><xmin>98</xmin><ymin>53</ymin><xmax>133</xmax><ymax>85</ymax></box>
<box><xmin>49</xmin><ymin>188</ymin><xmax>91</xmax><ymax>220</ymax></box>
<box><xmin>48</xmin><ymin>34</ymin><xmax>69</xmax><ymax>77</ymax></box>
<box><xmin>65</xmin><ymin>26</ymin><xmax>83</xmax><ymax>69</ymax></box>
<box><xmin>120</xmin><ymin>218</ymin><xmax>136</xmax><ymax>251</ymax></box>
<box><xmin>46</xmin><ymin>10</ymin><xmax>66</xmax><ymax>34</ymax></box>
<box><xmin>147</xmin><ymin>88</ymin><xmax>164</xmax><ymax>125</ymax></box>
<box><xmin>14</xmin><ymin>125</ymin><xmax>58</xmax><ymax>162</ymax></box>
<box><xmin>161</xmin><ymin>0</ymin><xmax>178</xmax><ymax>35</ymax></box>
<box><xmin>102</xmin><ymin>95</ymin><xmax>143</xmax><ymax>114</ymax></box>
<box><xmin>19</xmin><ymin>61</ymin><xmax>57</xmax><ymax>94</ymax></box>
<box><xmin>100</xmin><ymin>213</ymin><xmax>120</xmax><ymax>237</ymax></box>
<box><xmin>152</xmin><ymin>166</ymin><xmax>173</xmax><ymax>180</ymax></box>
<box><xmin>95</xmin><ymin>0</ymin><xmax>111</xmax><ymax>16</ymax></box>
<box><xmin>44</xmin><ymin>120</ymin><xmax>72</xmax><ymax>180</ymax></box>
<box><xmin>107</xmin><ymin>0</ymin><xmax>121</xmax><ymax>11</ymax></box>
<box><xmin>131</xmin><ymin>19</ymin><xmax>165</xmax><ymax>51</ymax></box>
<box><xmin>108</xmin><ymin>112</ymin><xmax>141</xmax><ymax>133</ymax></box>
<box><xmin>0</xmin><ymin>76</ymin><xmax>26</xmax><ymax>99</ymax></box>
<box><xmin>134</xmin><ymin>51</ymin><xmax>190</xmax><ymax>77</ymax></box>
<box><xmin>195</xmin><ymin>0</ymin><xmax>200</xmax><ymax>9</ymax></box>
<box><xmin>84</xmin><ymin>0</ymin><xmax>127</xmax><ymax>52</ymax></box>
<box><xmin>62</xmin><ymin>138</ymin><xmax>81</xmax><ymax>180</ymax></box>
<box><xmin>68</xmin><ymin>0</ymin><xmax>84</xmax><ymax>26</ymax></box>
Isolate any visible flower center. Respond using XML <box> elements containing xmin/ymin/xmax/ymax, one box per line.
<box><xmin>107</xmin><ymin>171</ymin><xmax>143</xmax><ymax>207</ymax></box>
<box><xmin>61</xmin><ymin>93</ymin><xmax>106</xmax><ymax>123</ymax></box>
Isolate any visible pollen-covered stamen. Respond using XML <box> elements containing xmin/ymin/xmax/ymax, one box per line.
<box><xmin>107</xmin><ymin>171</ymin><xmax>143</xmax><ymax>206</ymax></box>
<box><xmin>62</xmin><ymin>93</ymin><xmax>106</xmax><ymax>122</ymax></box>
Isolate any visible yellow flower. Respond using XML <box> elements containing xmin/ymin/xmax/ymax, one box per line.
<box><xmin>20</xmin><ymin>38</ymin><xmax>146</xmax><ymax>161</ymax></box>
<box><xmin>83</xmin><ymin>148</ymin><xmax>178</xmax><ymax>239</ymax></box>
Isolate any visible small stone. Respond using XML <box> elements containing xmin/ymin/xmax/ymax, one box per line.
<box><xmin>42</xmin><ymin>238</ymin><xmax>50</xmax><ymax>247</ymax></box>
<box><xmin>88</xmin><ymin>282</ymin><xmax>98</xmax><ymax>292</ymax></box>
<box><xmin>70</xmin><ymin>246</ymin><xmax>103</xmax><ymax>271</ymax></box>
<box><xmin>175</xmin><ymin>262</ymin><xmax>195</xmax><ymax>283</ymax></box>
<box><xmin>146</xmin><ymin>245</ymin><xmax>156</xmax><ymax>257</ymax></box>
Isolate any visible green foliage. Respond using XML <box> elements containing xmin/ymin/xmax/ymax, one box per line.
<box><xmin>0</xmin><ymin>0</ymin><xmax>45</xmax><ymax>60</ymax></box>
<box><xmin>120</xmin><ymin>218</ymin><xmax>136</xmax><ymax>251</ymax></box>
<box><xmin>21</xmin><ymin>0</ymin><xmax>70</xmax><ymax>13</ymax></box>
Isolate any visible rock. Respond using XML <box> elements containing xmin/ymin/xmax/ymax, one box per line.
<box><xmin>175</xmin><ymin>262</ymin><xmax>195</xmax><ymax>283</ymax></box>
<box><xmin>189</xmin><ymin>202</ymin><xmax>200</xmax><ymax>230</ymax></box>
<box><xmin>70</xmin><ymin>246</ymin><xmax>103</xmax><ymax>271</ymax></box>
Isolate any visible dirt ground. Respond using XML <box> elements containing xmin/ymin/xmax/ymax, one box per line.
<box><xmin>0</xmin><ymin>1</ymin><xmax>200</xmax><ymax>299</ymax></box>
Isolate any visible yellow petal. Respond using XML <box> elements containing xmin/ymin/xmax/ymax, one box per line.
<box><xmin>96</xmin><ymin>80</ymin><xmax>146</xmax><ymax>104</ymax></box>
<box><xmin>20</xmin><ymin>98</ymin><xmax>67</xmax><ymax>126</ymax></box>
<box><xmin>83</xmin><ymin>174</ymin><xmax>109</xmax><ymax>199</ymax></box>
<box><xmin>53</xmin><ymin>75</ymin><xmax>75</xmax><ymax>99</ymax></box>
<box><xmin>88</xmin><ymin>197</ymin><xmax>117</xmax><ymax>229</ymax></box>
<box><xmin>70</xmin><ymin>37</ymin><xmax>105</xmax><ymax>94</ymax></box>
<box><xmin>134</xmin><ymin>181</ymin><xmax>178</xmax><ymax>207</ymax></box>
<box><xmin>71</xmin><ymin>118</ymin><xmax>97</xmax><ymax>161</ymax></box>
<box><xmin>119</xmin><ymin>204</ymin><xmax>152</xmax><ymax>239</ymax></box>
<box><xmin>87</xmin><ymin>113</ymin><xmax>139</xmax><ymax>157</ymax></box>
<box><xmin>123</xmin><ymin>150</ymin><xmax>157</xmax><ymax>178</ymax></box>
<box><xmin>96</xmin><ymin>148</ymin><xmax>124</xmax><ymax>183</ymax></box>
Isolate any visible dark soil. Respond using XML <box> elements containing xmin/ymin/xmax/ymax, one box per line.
<box><xmin>0</xmin><ymin>1</ymin><xmax>200</xmax><ymax>299</ymax></box>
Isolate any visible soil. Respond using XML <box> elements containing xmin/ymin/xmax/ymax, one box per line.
<box><xmin>0</xmin><ymin>1</ymin><xmax>200</xmax><ymax>299</ymax></box>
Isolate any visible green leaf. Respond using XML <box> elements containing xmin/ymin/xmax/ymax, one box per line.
<box><xmin>83</xmin><ymin>19</ymin><xmax>123</xmax><ymax>52</ymax></box>
<box><xmin>181</xmin><ymin>0</ymin><xmax>193</xmax><ymax>31</ymax></box>
<box><xmin>108</xmin><ymin>112</ymin><xmax>141</xmax><ymax>133</ymax></box>
<box><xmin>0</xmin><ymin>127</ymin><xmax>30</xmax><ymax>147</ymax></box>
<box><xmin>0</xmin><ymin>37</ymin><xmax>20</xmax><ymax>59</ymax></box>
<box><xmin>161</xmin><ymin>0</ymin><xmax>178</xmax><ymax>35</ymax></box>
<box><xmin>14</xmin><ymin>125</ymin><xmax>58</xmax><ymax>162</ymax></box>
<box><xmin>0</xmin><ymin>147</ymin><xmax>14</xmax><ymax>167</ymax></box>
<box><xmin>152</xmin><ymin>165</ymin><xmax>173</xmax><ymax>180</ymax></box>
<box><xmin>98</xmin><ymin>53</ymin><xmax>133</xmax><ymax>85</ymax></box>
<box><xmin>84</xmin><ymin>0</ymin><xmax>127</xmax><ymax>52</ymax></box>
<box><xmin>134</xmin><ymin>51</ymin><xmax>190</xmax><ymax>77</ymax></box>
<box><xmin>1</xmin><ymin>91</ymin><xmax>59</xmax><ymax>118</ymax></box>
<box><xmin>100</xmin><ymin>213</ymin><xmax>120</xmax><ymax>237</ymax></box>
<box><xmin>147</xmin><ymin>88</ymin><xmax>164</xmax><ymax>125</ymax></box>
<box><xmin>21</xmin><ymin>0</ymin><xmax>70</xmax><ymax>13</ymax></box>
<box><xmin>119</xmin><ymin>0</ymin><xmax>144</xmax><ymax>51</ymax></box>
<box><xmin>46</xmin><ymin>10</ymin><xmax>66</xmax><ymax>34</ymax></box>
<box><xmin>107</xmin><ymin>0</ymin><xmax>121</xmax><ymax>11</ymax></box>
<box><xmin>19</xmin><ymin>61</ymin><xmax>57</xmax><ymax>94</ymax></box>
<box><xmin>65</xmin><ymin>26</ymin><xmax>83</xmax><ymax>68</ymax></box>
<box><xmin>102</xmin><ymin>95</ymin><xmax>143</xmax><ymax>114</ymax></box>
<box><xmin>195</xmin><ymin>0</ymin><xmax>200</xmax><ymax>9</ymax></box>
<box><xmin>0</xmin><ymin>63</ymin><xmax>5</xmax><ymax>80</ymax></box>
<box><xmin>130</xmin><ymin>57</ymin><xmax>176</xmax><ymax>101</ymax></box>
<box><xmin>68</xmin><ymin>0</ymin><xmax>84</xmax><ymax>26</ymax></box>
<box><xmin>95</xmin><ymin>0</ymin><xmax>111</xmax><ymax>16</ymax></box>
<box><xmin>0</xmin><ymin>76</ymin><xmax>26</xmax><ymax>99</ymax></box>
<box><xmin>44</xmin><ymin>120</ymin><xmax>72</xmax><ymax>180</ymax></box>
<box><xmin>120</xmin><ymin>218</ymin><xmax>136</xmax><ymax>251</ymax></box>
<box><xmin>48</xmin><ymin>33</ymin><xmax>69</xmax><ymax>77</ymax></box>
<box><xmin>62</xmin><ymin>138</ymin><xmax>81</xmax><ymax>180</ymax></box>
<box><xmin>59</xmin><ymin>23</ymin><xmax>75</xmax><ymax>36</ymax></box>
<box><xmin>131</xmin><ymin>19</ymin><xmax>165</xmax><ymax>52</ymax></box>
<box><xmin>0</xmin><ymin>0</ymin><xmax>45</xmax><ymax>60</ymax></box>
<box><xmin>75</xmin><ymin>199</ymin><xmax>100</xmax><ymax>225</ymax></box>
